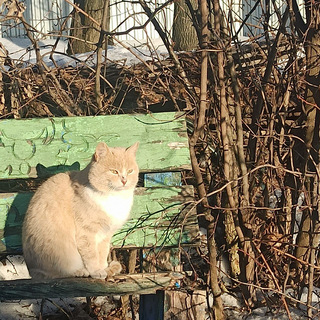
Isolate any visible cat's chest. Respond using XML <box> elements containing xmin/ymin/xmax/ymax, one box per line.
<box><xmin>85</xmin><ymin>187</ymin><xmax>134</xmax><ymax>223</ymax></box>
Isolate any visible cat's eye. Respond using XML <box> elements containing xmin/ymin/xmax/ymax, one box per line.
<box><xmin>110</xmin><ymin>169</ymin><xmax>118</xmax><ymax>175</ymax></box>
<box><xmin>127</xmin><ymin>169</ymin><xmax>134</xmax><ymax>174</ymax></box>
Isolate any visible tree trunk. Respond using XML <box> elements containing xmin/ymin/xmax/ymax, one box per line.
<box><xmin>295</xmin><ymin>0</ymin><xmax>320</xmax><ymax>269</ymax></box>
<box><xmin>67</xmin><ymin>0</ymin><xmax>110</xmax><ymax>54</ymax></box>
<box><xmin>172</xmin><ymin>0</ymin><xmax>199</xmax><ymax>51</ymax></box>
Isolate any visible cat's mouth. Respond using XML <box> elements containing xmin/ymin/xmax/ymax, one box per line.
<box><xmin>105</xmin><ymin>181</ymin><xmax>131</xmax><ymax>191</ymax></box>
<box><xmin>114</xmin><ymin>184</ymin><xmax>131</xmax><ymax>191</ymax></box>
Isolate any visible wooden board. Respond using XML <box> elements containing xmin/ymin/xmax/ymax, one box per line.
<box><xmin>0</xmin><ymin>272</ymin><xmax>184</xmax><ymax>300</ymax></box>
<box><xmin>0</xmin><ymin>112</ymin><xmax>191</xmax><ymax>179</ymax></box>
<box><xmin>0</xmin><ymin>186</ymin><xmax>199</xmax><ymax>256</ymax></box>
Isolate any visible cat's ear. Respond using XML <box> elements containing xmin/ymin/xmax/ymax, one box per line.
<box><xmin>126</xmin><ymin>142</ymin><xmax>139</xmax><ymax>155</ymax></box>
<box><xmin>94</xmin><ymin>142</ymin><xmax>109</xmax><ymax>162</ymax></box>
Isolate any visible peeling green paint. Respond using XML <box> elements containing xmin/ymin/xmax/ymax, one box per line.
<box><xmin>0</xmin><ymin>112</ymin><xmax>191</xmax><ymax>179</ymax></box>
<box><xmin>0</xmin><ymin>186</ymin><xmax>199</xmax><ymax>255</ymax></box>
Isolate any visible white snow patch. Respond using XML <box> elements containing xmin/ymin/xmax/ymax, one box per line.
<box><xmin>0</xmin><ymin>255</ymin><xmax>30</xmax><ymax>280</ymax></box>
<box><xmin>299</xmin><ymin>286</ymin><xmax>320</xmax><ymax>306</ymax></box>
<box><xmin>0</xmin><ymin>37</ymin><xmax>168</xmax><ymax>69</ymax></box>
<box><xmin>221</xmin><ymin>292</ymin><xmax>242</xmax><ymax>309</ymax></box>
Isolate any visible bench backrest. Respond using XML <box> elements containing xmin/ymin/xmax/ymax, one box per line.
<box><xmin>0</xmin><ymin>112</ymin><xmax>198</xmax><ymax>258</ymax></box>
<box><xmin>0</xmin><ymin>112</ymin><xmax>190</xmax><ymax>178</ymax></box>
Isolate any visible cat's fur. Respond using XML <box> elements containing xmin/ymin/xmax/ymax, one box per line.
<box><xmin>22</xmin><ymin>142</ymin><xmax>139</xmax><ymax>279</ymax></box>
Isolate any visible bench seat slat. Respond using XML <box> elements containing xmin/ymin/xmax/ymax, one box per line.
<box><xmin>0</xmin><ymin>186</ymin><xmax>199</xmax><ymax>256</ymax></box>
<box><xmin>0</xmin><ymin>112</ymin><xmax>191</xmax><ymax>179</ymax></box>
<box><xmin>0</xmin><ymin>272</ymin><xmax>183</xmax><ymax>300</ymax></box>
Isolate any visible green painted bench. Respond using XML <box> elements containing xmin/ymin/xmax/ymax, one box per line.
<box><xmin>0</xmin><ymin>112</ymin><xmax>199</xmax><ymax>318</ymax></box>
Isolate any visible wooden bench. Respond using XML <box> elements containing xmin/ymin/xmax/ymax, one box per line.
<box><xmin>0</xmin><ymin>111</ymin><xmax>199</xmax><ymax>318</ymax></box>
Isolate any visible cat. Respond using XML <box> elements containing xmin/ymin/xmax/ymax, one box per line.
<box><xmin>22</xmin><ymin>141</ymin><xmax>139</xmax><ymax>279</ymax></box>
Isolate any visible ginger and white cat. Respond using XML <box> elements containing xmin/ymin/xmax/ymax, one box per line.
<box><xmin>22</xmin><ymin>142</ymin><xmax>139</xmax><ymax>279</ymax></box>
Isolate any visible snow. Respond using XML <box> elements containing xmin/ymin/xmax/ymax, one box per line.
<box><xmin>244</xmin><ymin>307</ymin><xmax>305</xmax><ymax>320</ymax></box>
<box><xmin>0</xmin><ymin>256</ymin><xmax>87</xmax><ymax>319</ymax></box>
<box><xmin>0</xmin><ymin>255</ymin><xmax>29</xmax><ymax>280</ymax></box>
<box><xmin>300</xmin><ymin>286</ymin><xmax>320</xmax><ymax>306</ymax></box>
<box><xmin>0</xmin><ymin>37</ymin><xmax>168</xmax><ymax>69</ymax></box>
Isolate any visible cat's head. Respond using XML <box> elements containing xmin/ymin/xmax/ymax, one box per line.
<box><xmin>88</xmin><ymin>142</ymin><xmax>139</xmax><ymax>192</ymax></box>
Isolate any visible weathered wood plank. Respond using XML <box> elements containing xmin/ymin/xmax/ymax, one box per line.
<box><xmin>0</xmin><ymin>272</ymin><xmax>184</xmax><ymax>300</ymax></box>
<box><xmin>0</xmin><ymin>186</ymin><xmax>199</xmax><ymax>256</ymax></box>
<box><xmin>0</xmin><ymin>112</ymin><xmax>191</xmax><ymax>179</ymax></box>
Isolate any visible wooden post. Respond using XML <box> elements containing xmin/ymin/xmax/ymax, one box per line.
<box><xmin>139</xmin><ymin>291</ymin><xmax>164</xmax><ymax>320</ymax></box>
<box><xmin>121</xmin><ymin>249</ymin><xmax>138</xmax><ymax>319</ymax></box>
<box><xmin>138</xmin><ymin>172</ymin><xmax>184</xmax><ymax>319</ymax></box>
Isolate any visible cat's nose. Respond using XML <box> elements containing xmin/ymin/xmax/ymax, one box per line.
<box><xmin>121</xmin><ymin>177</ymin><xmax>127</xmax><ymax>185</ymax></box>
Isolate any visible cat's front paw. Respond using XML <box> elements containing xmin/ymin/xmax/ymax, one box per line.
<box><xmin>106</xmin><ymin>261</ymin><xmax>122</xmax><ymax>277</ymax></box>
<box><xmin>90</xmin><ymin>269</ymin><xmax>108</xmax><ymax>279</ymax></box>
<box><xmin>74</xmin><ymin>268</ymin><xmax>90</xmax><ymax>278</ymax></box>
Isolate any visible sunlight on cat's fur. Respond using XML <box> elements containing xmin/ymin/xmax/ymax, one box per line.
<box><xmin>22</xmin><ymin>142</ymin><xmax>139</xmax><ymax>279</ymax></box>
